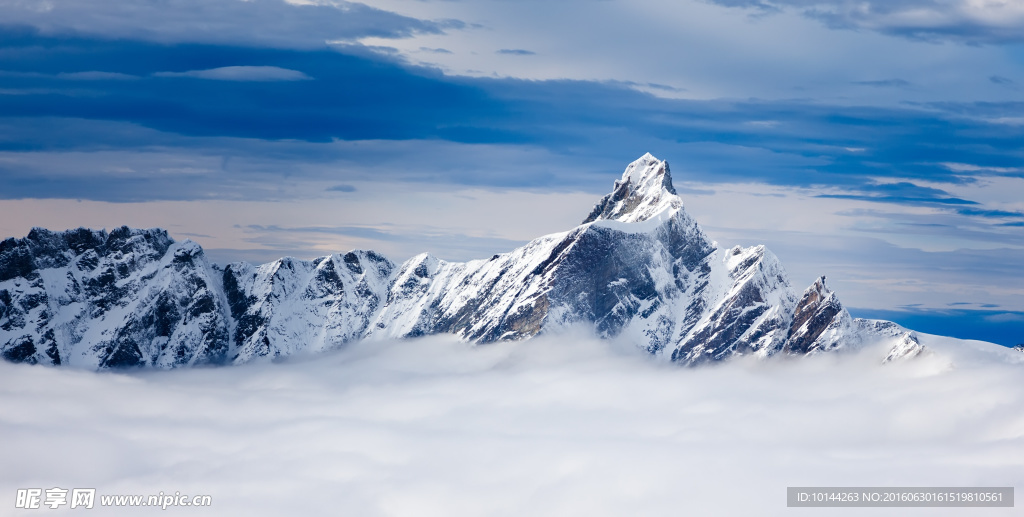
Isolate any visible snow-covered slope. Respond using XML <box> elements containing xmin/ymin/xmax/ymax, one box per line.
<box><xmin>222</xmin><ymin>251</ymin><xmax>393</xmax><ymax>362</ymax></box>
<box><xmin>0</xmin><ymin>227</ymin><xmax>228</xmax><ymax>368</ymax></box>
<box><xmin>0</xmin><ymin>153</ymin><xmax>998</xmax><ymax>369</ymax></box>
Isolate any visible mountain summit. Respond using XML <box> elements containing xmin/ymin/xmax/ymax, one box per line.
<box><xmin>583</xmin><ymin>153</ymin><xmax>681</xmax><ymax>224</ymax></box>
<box><xmin>1</xmin><ymin>154</ymin><xmax>928</xmax><ymax>368</ymax></box>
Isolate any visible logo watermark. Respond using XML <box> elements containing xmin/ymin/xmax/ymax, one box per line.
<box><xmin>15</xmin><ymin>489</ymin><xmax>212</xmax><ymax>510</ymax></box>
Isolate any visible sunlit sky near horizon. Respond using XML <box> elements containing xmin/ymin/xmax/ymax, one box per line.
<box><xmin>0</xmin><ymin>0</ymin><xmax>1021</xmax><ymax>345</ymax></box>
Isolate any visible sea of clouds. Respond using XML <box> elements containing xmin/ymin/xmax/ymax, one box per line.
<box><xmin>2</xmin><ymin>332</ymin><xmax>1022</xmax><ymax>516</ymax></box>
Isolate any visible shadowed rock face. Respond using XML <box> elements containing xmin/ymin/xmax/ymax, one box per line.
<box><xmin>221</xmin><ymin>251</ymin><xmax>394</xmax><ymax>363</ymax></box>
<box><xmin>669</xmin><ymin>244</ymin><xmax>796</xmax><ymax>365</ymax></box>
<box><xmin>785</xmin><ymin>276</ymin><xmax>845</xmax><ymax>354</ymax></box>
<box><xmin>1</xmin><ymin>154</ymin><xmax>927</xmax><ymax>369</ymax></box>
<box><xmin>0</xmin><ymin>227</ymin><xmax>226</xmax><ymax>368</ymax></box>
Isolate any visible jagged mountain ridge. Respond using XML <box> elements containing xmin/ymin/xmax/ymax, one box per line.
<box><xmin>0</xmin><ymin>153</ymin><xmax>924</xmax><ymax>368</ymax></box>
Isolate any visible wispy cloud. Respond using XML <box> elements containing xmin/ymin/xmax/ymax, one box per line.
<box><xmin>55</xmin><ymin>71</ymin><xmax>138</xmax><ymax>80</ymax></box>
<box><xmin>939</xmin><ymin>162</ymin><xmax>1024</xmax><ymax>175</ymax></box>
<box><xmin>817</xmin><ymin>181</ymin><xmax>979</xmax><ymax>206</ymax></box>
<box><xmin>955</xmin><ymin>207</ymin><xmax>1024</xmax><ymax>219</ymax></box>
<box><xmin>496</xmin><ymin>48</ymin><xmax>535</xmax><ymax>56</ymax></box>
<box><xmin>240</xmin><ymin>223</ymin><xmax>530</xmax><ymax>262</ymax></box>
<box><xmin>0</xmin><ymin>0</ymin><xmax>460</xmax><ymax>48</ymax></box>
<box><xmin>153</xmin><ymin>66</ymin><xmax>311</xmax><ymax>81</ymax></box>
<box><xmin>743</xmin><ymin>120</ymin><xmax>781</xmax><ymax>128</ymax></box>
<box><xmin>852</xmin><ymin>79</ymin><xmax>911</xmax><ymax>88</ymax></box>
<box><xmin>707</xmin><ymin>0</ymin><xmax>1024</xmax><ymax>44</ymax></box>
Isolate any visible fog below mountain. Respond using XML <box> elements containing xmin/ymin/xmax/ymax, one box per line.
<box><xmin>2</xmin><ymin>333</ymin><xmax>1022</xmax><ymax>516</ymax></box>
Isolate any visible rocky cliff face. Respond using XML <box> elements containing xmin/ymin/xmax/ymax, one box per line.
<box><xmin>0</xmin><ymin>153</ymin><xmax>925</xmax><ymax>369</ymax></box>
<box><xmin>784</xmin><ymin>276</ymin><xmax>852</xmax><ymax>355</ymax></box>
<box><xmin>0</xmin><ymin>227</ymin><xmax>228</xmax><ymax>368</ymax></box>
<box><xmin>222</xmin><ymin>251</ymin><xmax>394</xmax><ymax>362</ymax></box>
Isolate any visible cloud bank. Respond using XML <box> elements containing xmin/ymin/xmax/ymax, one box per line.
<box><xmin>1</xmin><ymin>334</ymin><xmax>1021</xmax><ymax>516</ymax></box>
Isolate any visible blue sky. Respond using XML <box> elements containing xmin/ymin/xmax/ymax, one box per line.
<box><xmin>0</xmin><ymin>0</ymin><xmax>1021</xmax><ymax>345</ymax></box>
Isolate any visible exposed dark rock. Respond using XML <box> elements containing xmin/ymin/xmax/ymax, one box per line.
<box><xmin>2</xmin><ymin>336</ymin><xmax>36</xmax><ymax>363</ymax></box>
<box><xmin>0</xmin><ymin>239</ymin><xmax>35</xmax><ymax>282</ymax></box>
<box><xmin>342</xmin><ymin>252</ymin><xmax>363</xmax><ymax>274</ymax></box>
<box><xmin>784</xmin><ymin>276</ymin><xmax>844</xmax><ymax>354</ymax></box>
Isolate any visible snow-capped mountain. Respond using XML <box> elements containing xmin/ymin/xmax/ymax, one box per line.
<box><xmin>1</xmin><ymin>154</ymin><xmax>941</xmax><ymax>368</ymax></box>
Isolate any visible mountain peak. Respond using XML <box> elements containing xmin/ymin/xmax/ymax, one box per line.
<box><xmin>623</xmin><ymin>153</ymin><xmax>677</xmax><ymax>195</ymax></box>
<box><xmin>582</xmin><ymin>153</ymin><xmax>682</xmax><ymax>224</ymax></box>
<box><xmin>784</xmin><ymin>275</ymin><xmax>849</xmax><ymax>355</ymax></box>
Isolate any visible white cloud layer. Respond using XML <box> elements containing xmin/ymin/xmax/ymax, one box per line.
<box><xmin>1</xmin><ymin>333</ymin><xmax>1021</xmax><ymax>516</ymax></box>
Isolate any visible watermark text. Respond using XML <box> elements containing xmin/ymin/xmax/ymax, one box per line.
<box><xmin>15</xmin><ymin>489</ymin><xmax>212</xmax><ymax>510</ymax></box>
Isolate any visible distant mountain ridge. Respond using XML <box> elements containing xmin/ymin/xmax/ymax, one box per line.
<box><xmin>1</xmin><ymin>154</ymin><xmax>928</xmax><ymax>368</ymax></box>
